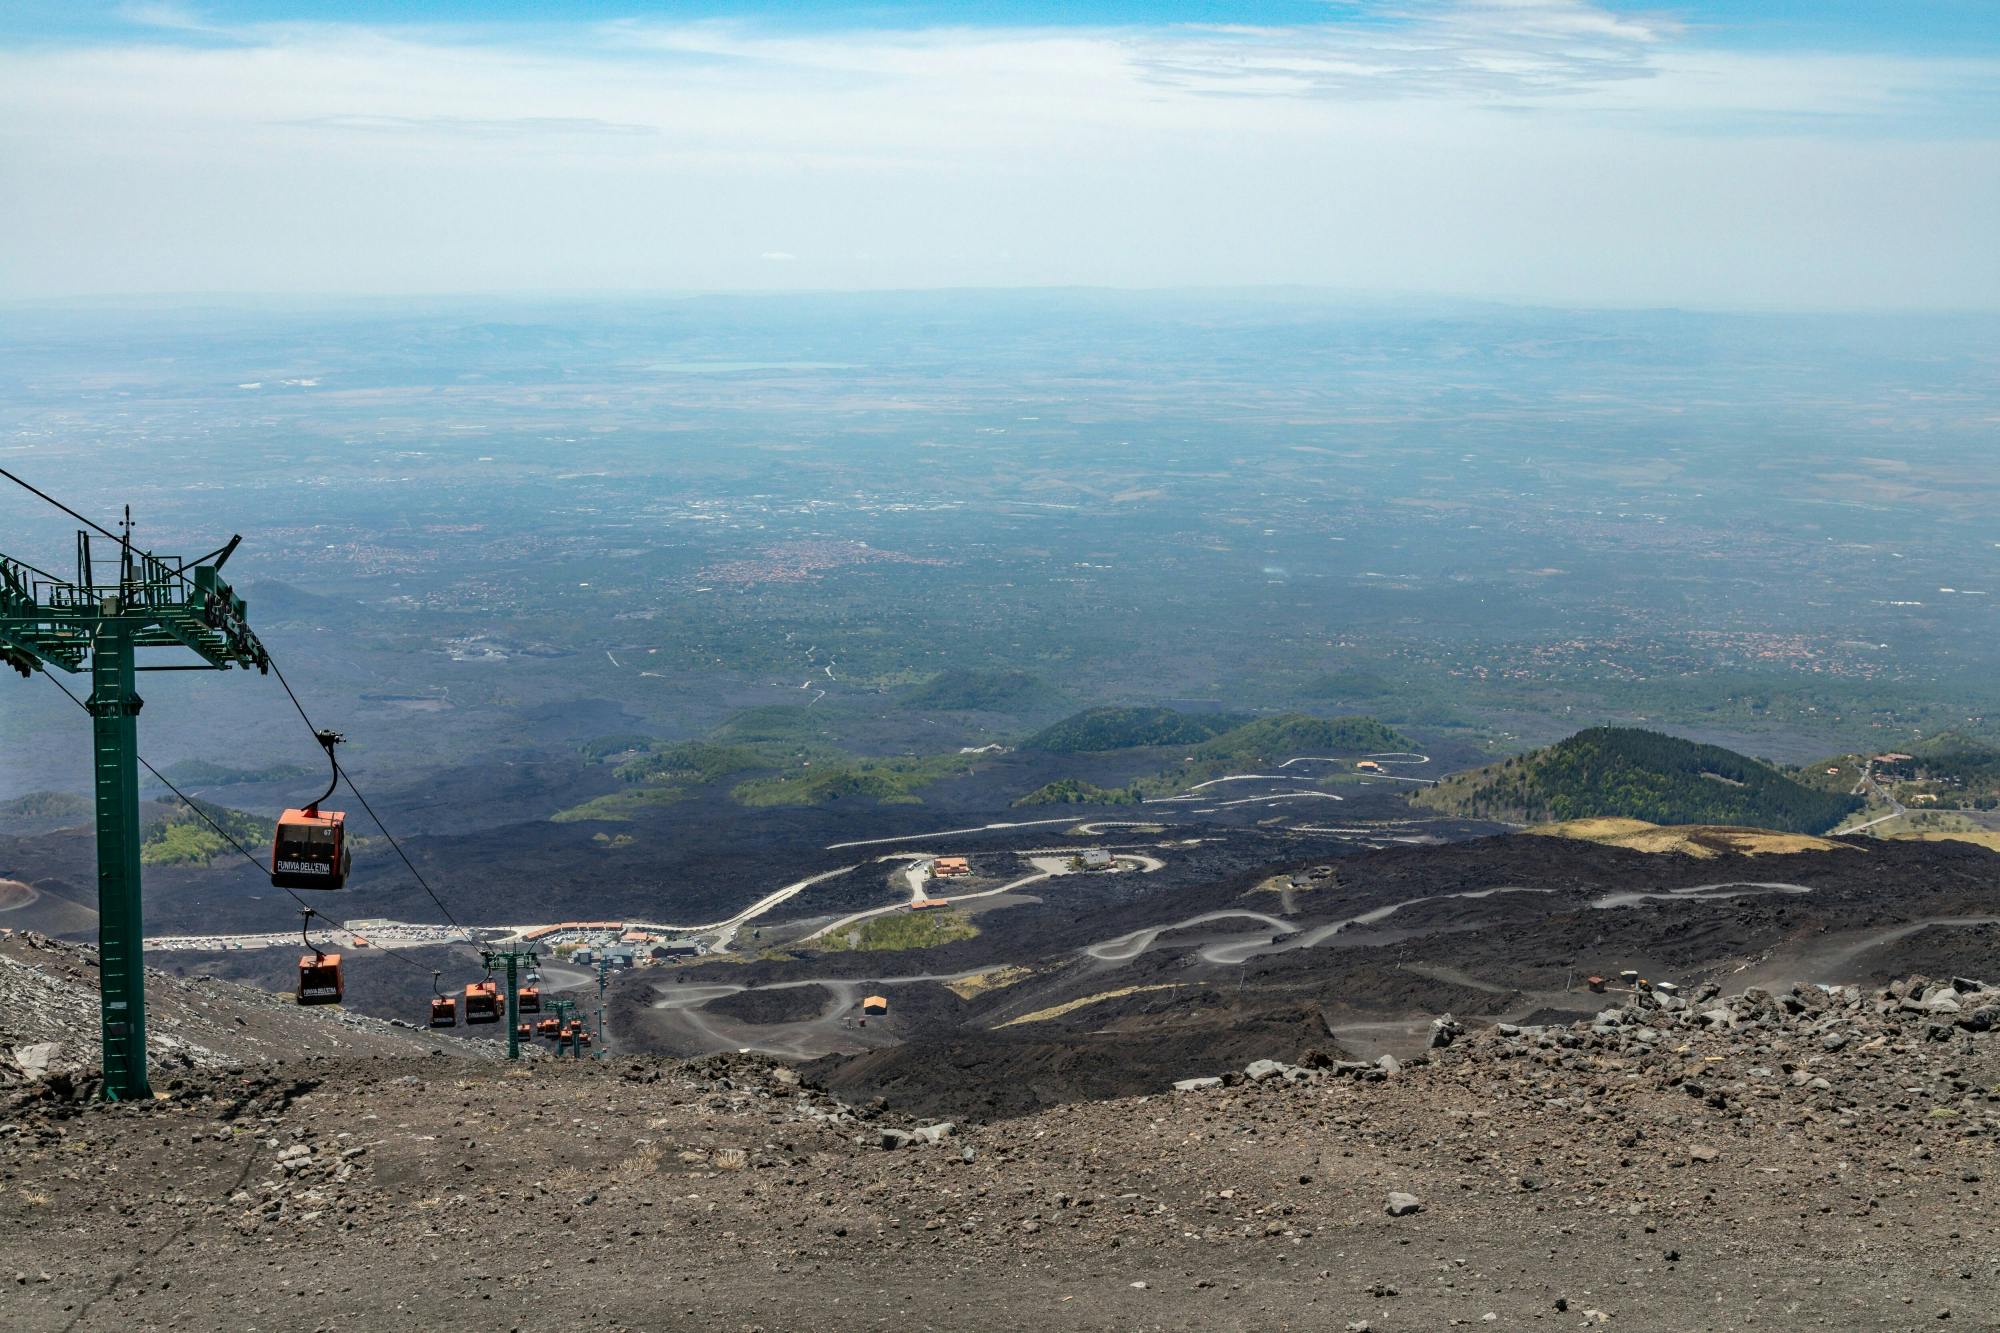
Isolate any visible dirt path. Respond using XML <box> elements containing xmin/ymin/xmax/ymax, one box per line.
<box><xmin>1084</xmin><ymin>911</ymin><xmax>1297</xmax><ymax>963</ymax></box>
<box><xmin>1590</xmin><ymin>880</ymin><xmax>1815</xmax><ymax>910</ymax></box>
<box><xmin>1732</xmin><ymin>915</ymin><xmax>2000</xmax><ymax>990</ymax></box>
<box><xmin>625</xmin><ymin>864</ymin><xmax>861</xmax><ymax>934</ymax></box>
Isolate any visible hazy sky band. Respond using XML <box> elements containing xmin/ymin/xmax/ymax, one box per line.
<box><xmin>3</xmin><ymin>0</ymin><xmax>1996</xmax><ymax>307</ymax></box>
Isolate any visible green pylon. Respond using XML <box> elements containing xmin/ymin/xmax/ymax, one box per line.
<box><xmin>481</xmin><ymin>947</ymin><xmax>538</xmax><ymax>1060</ymax></box>
<box><xmin>89</xmin><ymin>619</ymin><xmax>146</xmax><ymax>1099</ymax></box>
<box><xmin>1</xmin><ymin>518</ymin><xmax>267</xmax><ymax>1101</ymax></box>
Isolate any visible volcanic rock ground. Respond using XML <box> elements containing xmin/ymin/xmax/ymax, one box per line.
<box><xmin>2</xmin><ymin>826</ymin><xmax>1997</xmax><ymax>1329</ymax></box>
<box><xmin>0</xmin><ymin>955</ymin><xmax>1993</xmax><ymax>1331</ymax></box>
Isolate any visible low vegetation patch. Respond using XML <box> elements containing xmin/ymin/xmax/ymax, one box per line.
<box><xmin>946</xmin><ymin>964</ymin><xmax>1036</xmax><ymax>1000</ymax></box>
<box><xmin>997</xmin><ymin>983</ymin><xmax>1189</xmax><ymax>1028</ymax></box>
<box><xmin>1887</xmin><ymin>829</ymin><xmax>2000</xmax><ymax>852</ymax></box>
<box><xmin>1012</xmin><ymin>778</ymin><xmax>1143</xmax><ymax>807</ymax></box>
<box><xmin>1526</xmin><ymin>817</ymin><xmax>1853</xmax><ymax>858</ymax></box>
<box><xmin>733</xmin><ymin>753</ymin><xmax>975</xmax><ymax>807</ymax></box>
<box><xmin>553</xmin><ymin>787</ymin><xmax>691</xmax><ymax>822</ymax></box>
<box><xmin>811</xmin><ymin>908</ymin><xmax>978</xmax><ymax>952</ymax></box>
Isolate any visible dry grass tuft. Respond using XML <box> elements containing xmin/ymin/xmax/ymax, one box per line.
<box><xmin>1526</xmin><ymin>818</ymin><xmax>1852</xmax><ymax>858</ymax></box>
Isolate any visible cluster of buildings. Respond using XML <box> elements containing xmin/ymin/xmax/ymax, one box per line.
<box><xmin>515</xmin><ymin>920</ymin><xmax>703</xmax><ymax>968</ymax></box>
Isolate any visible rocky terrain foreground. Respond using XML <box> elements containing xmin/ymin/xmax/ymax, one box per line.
<box><xmin>0</xmin><ymin>951</ymin><xmax>1993</xmax><ymax>1331</ymax></box>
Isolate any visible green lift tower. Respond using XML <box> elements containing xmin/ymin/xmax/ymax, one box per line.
<box><xmin>0</xmin><ymin>518</ymin><xmax>268</xmax><ymax>1101</ymax></box>
<box><xmin>480</xmin><ymin>947</ymin><xmax>540</xmax><ymax>1060</ymax></box>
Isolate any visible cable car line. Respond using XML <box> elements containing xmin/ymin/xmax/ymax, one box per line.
<box><xmin>41</xmin><ymin>672</ymin><xmax>451</xmax><ymax>982</ymax></box>
<box><xmin>0</xmin><ymin>466</ymin><xmax>215</xmax><ymax>598</ymax></box>
<box><xmin>11</xmin><ymin>469</ymin><xmax>511</xmax><ymax>1037</ymax></box>
<box><xmin>0</xmin><ymin>466</ymin><xmax>126</xmax><ymax>544</ymax></box>
<box><xmin>4</xmin><ymin>467</ymin><xmax>466</xmax><ymax>934</ymax></box>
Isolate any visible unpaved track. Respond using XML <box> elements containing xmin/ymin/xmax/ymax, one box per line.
<box><xmin>1732</xmin><ymin>915</ymin><xmax>2000</xmax><ymax>990</ymax></box>
<box><xmin>1085</xmin><ymin>911</ymin><xmax>1297</xmax><ymax>963</ymax></box>
<box><xmin>1590</xmin><ymin>880</ymin><xmax>1815</xmax><ymax>910</ymax></box>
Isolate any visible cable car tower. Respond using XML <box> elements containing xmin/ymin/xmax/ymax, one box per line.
<box><xmin>0</xmin><ymin>513</ymin><xmax>268</xmax><ymax>1101</ymax></box>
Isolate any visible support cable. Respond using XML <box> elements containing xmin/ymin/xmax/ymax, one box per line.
<box><xmin>266</xmin><ymin>658</ymin><xmax>467</xmax><ymax>932</ymax></box>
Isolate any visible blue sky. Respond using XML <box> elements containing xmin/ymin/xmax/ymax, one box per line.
<box><xmin>9</xmin><ymin>1</ymin><xmax>1998</xmax><ymax>51</ymax></box>
<box><xmin>2</xmin><ymin>1</ymin><xmax>1996</xmax><ymax>306</ymax></box>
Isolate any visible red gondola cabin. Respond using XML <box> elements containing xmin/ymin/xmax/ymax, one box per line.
<box><xmin>517</xmin><ymin>986</ymin><xmax>542</xmax><ymax>1015</ymax></box>
<box><xmin>297</xmin><ymin>952</ymin><xmax>344</xmax><ymax>1005</ymax></box>
<box><xmin>463</xmin><ymin>981</ymin><xmax>502</xmax><ymax>1025</ymax></box>
<box><xmin>271</xmin><ymin>808</ymin><xmax>351</xmax><ymax>890</ymax></box>
<box><xmin>428</xmin><ymin>995</ymin><xmax>457</xmax><ymax>1027</ymax></box>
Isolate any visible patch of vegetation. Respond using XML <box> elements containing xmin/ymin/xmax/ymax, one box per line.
<box><xmin>732</xmin><ymin>753</ymin><xmax>975</xmax><ymax>807</ymax></box>
<box><xmin>1526</xmin><ymin>818</ymin><xmax>1852</xmax><ymax>858</ymax></box>
<box><xmin>1024</xmin><ymin>706</ymin><xmax>1250</xmax><ymax>753</ymax></box>
<box><xmin>710</xmin><ymin>705</ymin><xmax>836</xmax><ymax>751</ymax></box>
<box><xmin>554</xmin><ymin>788</ymin><xmax>690</xmax><ymax>822</ymax></box>
<box><xmin>900</xmin><ymin>668</ymin><xmax>1058</xmax><ymax>713</ymax></box>
<box><xmin>611</xmin><ymin>741</ymin><xmax>765</xmax><ymax>786</ymax></box>
<box><xmin>997</xmin><ymin>983</ymin><xmax>1189</xmax><ymax>1028</ymax></box>
<box><xmin>562</xmin><ymin>735</ymin><xmax>786</xmax><ymax>820</ymax></box>
<box><xmin>945</xmin><ymin>964</ymin><xmax>1036</xmax><ymax>999</ymax></box>
<box><xmin>1012</xmin><ymin>778</ymin><xmax>1143</xmax><ymax>807</ymax></box>
<box><xmin>1417</xmin><ymin>728</ymin><xmax>1862</xmax><ymax>833</ymax></box>
<box><xmin>1890</xmin><ymin>829</ymin><xmax>2000</xmax><ymax>852</ymax></box>
<box><xmin>140</xmin><ymin>800</ymin><xmax>275</xmax><ymax>866</ymax></box>
<box><xmin>812</xmin><ymin>908</ymin><xmax>977</xmax><ymax>952</ymax></box>
<box><xmin>1190</xmin><ymin>714</ymin><xmax>1410</xmax><ymax>765</ymax></box>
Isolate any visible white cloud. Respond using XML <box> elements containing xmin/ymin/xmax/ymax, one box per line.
<box><xmin>114</xmin><ymin>2</ymin><xmax>211</xmax><ymax>32</ymax></box>
<box><xmin>0</xmin><ymin>5</ymin><xmax>1994</xmax><ymax>307</ymax></box>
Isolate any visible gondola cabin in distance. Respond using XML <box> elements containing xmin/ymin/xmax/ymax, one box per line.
<box><xmin>271</xmin><ymin>807</ymin><xmax>350</xmax><ymax>890</ymax></box>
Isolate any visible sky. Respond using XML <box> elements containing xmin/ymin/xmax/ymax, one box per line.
<box><xmin>2</xmin><ymin>1</ymin><xmax>1997</xmax><ymax>309</ymax></box>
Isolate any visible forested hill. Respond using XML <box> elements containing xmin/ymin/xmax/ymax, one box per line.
<box><xmin>1414</xmin><ymin>727</ymin><xmax>1863</xmax><ymax>834</ymax></box>
<box><xmin>1024</xmin><ymin>706</ymin><xmax>1250</xmax><ymax>753</ymax></box>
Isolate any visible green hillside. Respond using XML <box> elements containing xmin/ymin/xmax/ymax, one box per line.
<box><xmin>1416</xmin><ymin>727</ymin><xmax>1862</xmax><ymax>833</ymax></box>
<box><xmin>141</xmin><ymin>799</ymin><xmax>276</xmax><ymax>866</ymax></box>
<box><xmin>1188</xmin><ymin>714</ymin><xmax>1410</xmax><ymax>766</ymax></box>
<box><xmin>1024</xmin><ymin>706</ymin><xmax>1249</xmax><ymax>753</ymax></box>
<box><xmin>0</xmin><ymin>790</ymin><xmax>93</xmax><ymax>835</ymax></box>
